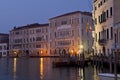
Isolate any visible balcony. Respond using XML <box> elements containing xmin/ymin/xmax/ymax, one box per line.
<box><xmin>98</xmin><ymin>39</ymin><xmax>107</xmax><ymax>45</ymax></box>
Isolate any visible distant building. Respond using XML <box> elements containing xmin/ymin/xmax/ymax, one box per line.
<box><xmin>49</xmin><ymin>11</ymin><xmax>93</xmax><ymax>57</ymax></box>
<box><xmin>0</xmin><ymin>33</ymin><xmax>9</xmax><ymax>57</ymax></box>
<box><xmin>93</xmin><ymin>0</ymin><xmax>120</xmax><ymax>56</ymax></box>
<box><xmin>9</xmin><ymin>23</ymin><xmax>49</xmax><ymax>57</ymax></box>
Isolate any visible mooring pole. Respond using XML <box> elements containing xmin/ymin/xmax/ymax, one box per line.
<box><xmin>114</xmin><ymin>34</ymin><xmax>117</xmax><ymax>80</ymax></box>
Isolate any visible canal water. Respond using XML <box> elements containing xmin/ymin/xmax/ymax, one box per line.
<box><xmin>0</xmin><ymin>58</ymin><xmax>104</xmax><ymax>80</ymax></box>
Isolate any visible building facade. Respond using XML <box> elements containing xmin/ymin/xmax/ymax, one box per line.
<box><xmin>9</xmin><ymin>23</ymin><xmax>50</xmax><ymax>57</ymax></box>
<box><xmin>0</xmin><ymin>33</ymin><xmax>9</xmax><ymax>57</ymax></box>
<box><xmin>93</xmin><ymin>0</ymin><xmax>120</xmax><ymax>56</ymax></box>
<box><xmin>112</xmin><ymin>0</ymin><xmax>120</xmax><ymax>52</ymax></box>
<box><xmin>49</xmin><ymin>11</ymin><xmax>93</xmax><ymax>57</ymax></box>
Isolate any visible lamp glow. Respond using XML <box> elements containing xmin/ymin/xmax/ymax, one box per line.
<box><xmin>80</xmin><ymin>45</ymin><xmax>83</xmax><ymax>49</ymax></box>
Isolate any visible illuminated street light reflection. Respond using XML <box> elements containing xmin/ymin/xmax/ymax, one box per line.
<box><xmin>13</xmin><ymin>58</ymin><xmax>17</xmax><ymax>80</ymax></box>
<box><xmin>40</xmin><ymin>58</ymin><xmax>43</xmax><ymax>80</ymax></box>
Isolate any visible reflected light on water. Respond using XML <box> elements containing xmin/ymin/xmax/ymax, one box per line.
<box><xmin>0</xmin><ymin>58</ymin><xmax>102</xmax><ymax>80</ymax></box>
<box><xmin>93</xmin><ymin>66</ymin><xmax>100</xmax><ymax>80</ymax></box>
<box><xmin>77</xmin><ymin>68</ymin><xmax>85</xmax><ymax>80</ymax></box>
<box><xmin>13</xmin><ymin>58</ymin><xmax>17</xmax><ymax>80</ymax></box>
<box><xmin>40</xmin><ymin>58</ymin><xmax>43</xmax><ymax>80</ymax></box>
<box><xmin>80</xmin><ymin>68</ymin><xmax>84</xmax><ymax>80</ymax></box>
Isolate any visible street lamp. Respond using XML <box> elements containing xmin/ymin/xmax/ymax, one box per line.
<box><xmin>40</xmin><ymin>50</ymin><xmax>43</xmax><ymax>56</ymax></box>
<box><xmin>40</xmin><ymin>50</ymin><xmax>43</xmax><ymax>54</ymax></box>
<box><xmin>14</xmin><ymin>51</ymin><xmax>18</xmax><ymax>57</ymax></box>
<box><xmin>71</xmin><ymin>49</ymin><xmax>74</xmax><ymax>54</ymax></box>
<box><xmin>80</xmin><ymin>45</ymin><xmax>84</xmax><ymax>54</ymax></box>
<box><xmin>80</xmin><ymin>45</ymin><xmax>84</xmax><ymax>50</ymax></box>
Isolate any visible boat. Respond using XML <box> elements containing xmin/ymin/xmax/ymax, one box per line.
<box><xmin>98</xmin><ymin>73</ymin><xmax>120</xmax><ymax>80</ymax></box>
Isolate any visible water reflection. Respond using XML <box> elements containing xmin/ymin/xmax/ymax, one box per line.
<box><xmin>77</xmin><ymin>66</ymin><xmax>100</xmax><ymax>80</ymax></box>
<box><xmin>93</xmin><ymin>66</ymin><xmax>100</xmax><ymax>80</ymax></box>
<box><xmin>40</xmin><ymin>58</ymin><xmax>43</xmax><ymax>80</ymax></box>
<box><xmin>0</xmin><ymin>58</ymin><xmax>102</xmax><ymax>80</ymax></box>
<box><xmin>77</xmin><ymin>68</ymin><xmax>84</xmax><ymax>80</ymax></box>
<box><xmin>13</xmin><ymin>58</ymin><xmax>17</xmax><ymax>80</ymax></box>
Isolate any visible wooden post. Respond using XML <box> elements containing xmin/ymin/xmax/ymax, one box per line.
<box><xmin>92</xmin><ymin>51</ymin><xmax>94</xmax><ymax>66</ymax></box>
<box><xmin>109</xmin><ymin>53</ymin><xmax>112</xmax><ymax>73</ymax></box>
<box><xmin>114</xmin><ymin>52</ymin><xmax>117</xmax><ymax>80</ymax></box>
<box><xmin>82</xmin><ymin>50</ymin><xmax>85</xmax><ymax>67</ymax></box>
<box><xmin>114</xmin><ymin>34</ymin><xmax>117</xmax><ymax>80</ymax></box>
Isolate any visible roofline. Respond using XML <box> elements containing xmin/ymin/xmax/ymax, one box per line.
<box><xmin>11</xmin><ymin>23</ymin><xmax>49</xmax><ymax>31</ymax></box>
<box><xmin>0</xmin><ymin>33</ymin><xmax>9</xmax><ymax>36</ymax></box>
<box><xmin>49</xmin><ymin>11</ymin><xmax>92</xmax><ymax>20</ymax></box>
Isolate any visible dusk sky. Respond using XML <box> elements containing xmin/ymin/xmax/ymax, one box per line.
<box><xmin>0</xmin><ymin>0</ymin><xmax>92</xmax><ymax>33</ymax></box>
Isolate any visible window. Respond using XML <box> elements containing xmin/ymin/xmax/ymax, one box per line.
<box><xmin>106</xmin><ymin>10</ymin><xmax>109</xmax><ymax>18</ymax></box>
<box><xmin>30</xmin><ymin>38</ymin><xmax>32</xmax><ymax>42</ymax></box>
<box><xmin>55</xmin><ymin>32</ymin><xmax>56</xmax><ymax>38</ymax></box>
<box><xmin>33</xmin><ymin>37</ymin><xmax>35</xmax><ymax>41</ymax></box>
<box><xmin>99</xmin><ymin>32</ymin><xmax>100</xmax><ymax>39</ymax></box>
<box><xmin>3</xmin><ymin>52</ymin><xmax>6</xmax><ymax>55</ymax></box>
<box><xmin>99</xmin><ymin>12</ymin><xmax>106</xmax><ymax>23</ymax></box>
<box><xmin>72</xmin><ymin>30</ymin><xmax>74</xmax><ymax>36</ymax></box>
<box><xmin>100</xmin><ymin>1</ymin><xmax>102</xmax><ymax>6</ymax></box>
<box><xmin>81</xmin><ymin>17</ymin><xmax>83</xmax><ymax>23</ymax></box>
<box><xmin>61</xmin><ymin>21</ymin><xmax>67</xmax><ymax>25</ymax></box>
<box><xmin>14</xmin><ymin>39</ymin><xmax>22</xmax><ymax>43</ymax></box>
<box><xmin>103</xmin><ymin>12</ymin><xmax>106</xmax><ymax>22</ymax></box>
<box><xmin>110</xmin><ymin>7</ymin><xmax>113</xmax><ymax>16</ymax></box>
<box><xmin>15</xmin><ymin>31</ymin><xmax>20</xmax><ymax>35</ymax></box>
<box><xmin>98</xmin><ymin>3</ymin><xmax>100</xmax><ymax>7</ymax></box>
<box><xmin>98</xmin><ymin>1</ymin><xmax>103</xmax><ymax>7</ymax></box>
<box><xmin>95</xmin><ymin>6</ymin><xmax>97</xmax><ymax>10</ymax></box>
<box><xmin>57</xmin><ymin>40</ymin><xmax>71</xmax><ymax>46</ymax></box>
<box><xmin>95</xmin><ymin>18</ymin><xmax>97</xmax><ymax>24</ymax></box>
<box><xmin>99</xmin><ymin>16</ymin><xmax>101</xmax><ymax>23</ymax></box>
<box><xmin>36</xmin><ymin>44</ymin><xmax>41</xmax><ymax>48</ymax></box>
<box><xmin>104</xmin><ymin>0</ymin><xmax>107</xmax><ymax>3</ymax></box>
<box><xmin>42</xmin><ymin>28</ymin><xmax>45</xmax><ymax>33</ymax></box>
<box><xmin>95</xmin><ymin>33</ymin><xmax>97</xmax><ymax>41</ymax></box>
<box><xmin>4</xmin><ymin>46</ymin><xmax>7</xmax><ymax>50</ymax></box>
<box><xmin>104</xmin><ymin>0</ymin><xmax>106</xmax><ymax>3</ymax></box>
<box><xmin>107</xmin><ymin>29</ymin><xmax>109</xmax><ymax>39</ymax></box>
<box><xmin>36</xmin><ymin>29</ymin><xmax>41</xmax><ymax>33</ymax></box>
<box><xmin>36</xmin><ymin>37</ymin><xmax>42</xmax><ymax>41</ymax></box>
<box><xmin>110</xmin><ymin>27</ymin><xmax>113</xmax><ymax>39</ymax></box>
<box><xmin>103</xmin><ymin>31</ymin><xmax>107</xmax><ymax>40</ymax></box>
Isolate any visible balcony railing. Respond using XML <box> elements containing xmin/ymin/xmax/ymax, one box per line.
<box><xmin>98</xmin><ymin>39</ymin><xmax>107</xmax><ymax>45</ymax></box>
